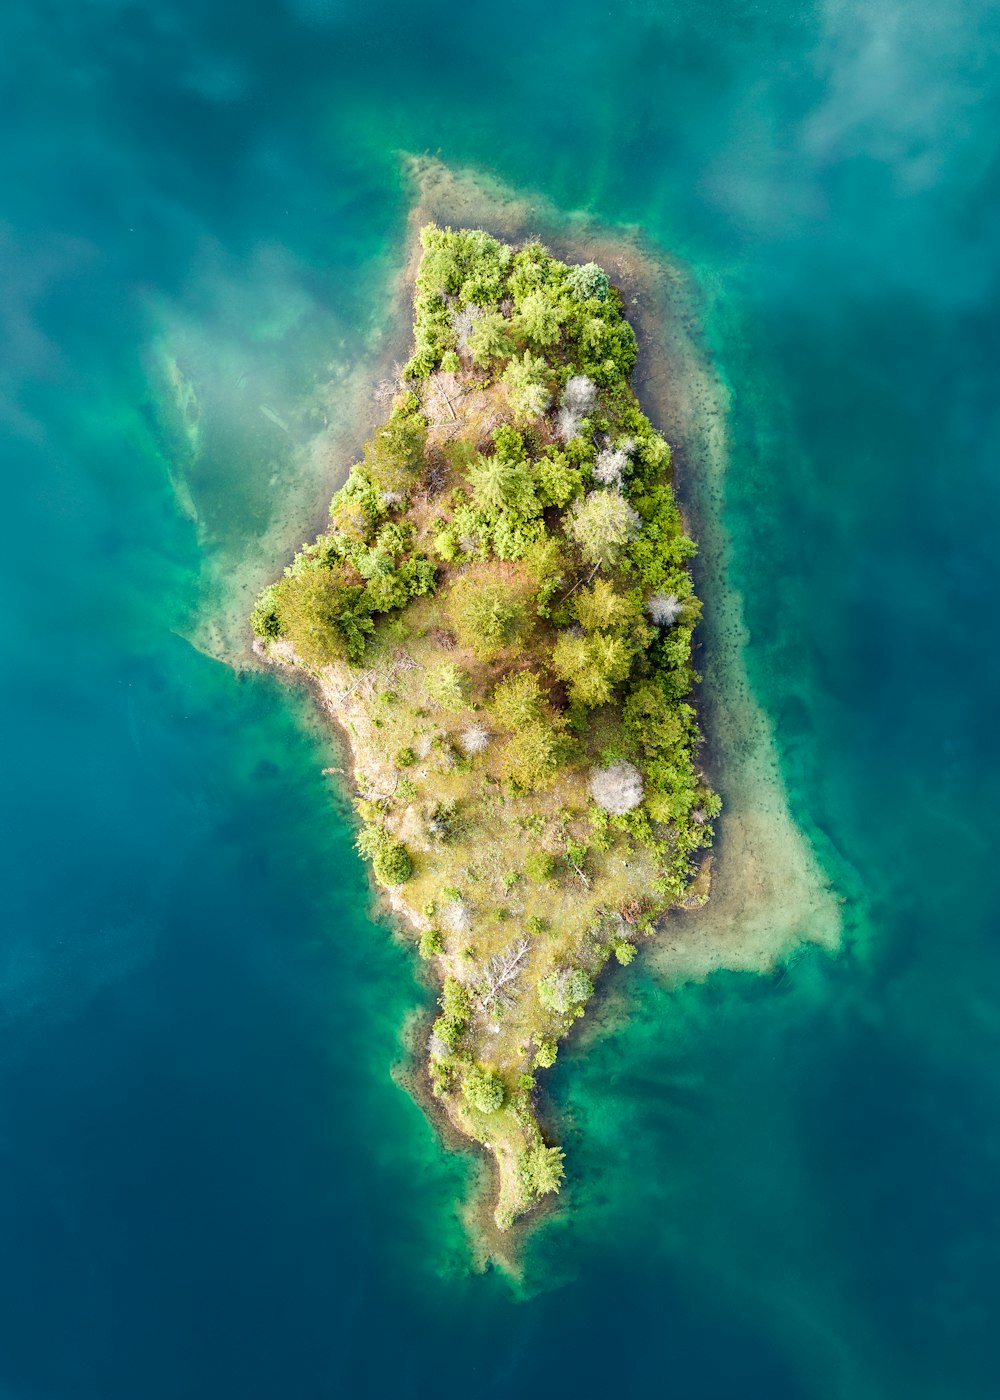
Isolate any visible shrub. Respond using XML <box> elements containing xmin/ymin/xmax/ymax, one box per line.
<box><xmin>463</xmin><ymin>1064</ymin><xmax>506</xmax><ymax>1115</ymax></box>
<box><xmin>524</xmin><ymin>851</ymin><xmax>555</xmax><ymax>883</ymax></box>
<box><xmin>371</xmin><ymin>837</ymin><xmax>413</xmax><ymax>887</ymax></box>
<box><xmin>613</xmin><ymin>940</ymin><xmax>637</xmax><ymax>965</ymax></box>
<box><xmin>433</xmin><ymin>1013</ymin><xmax>466</xmax><ymax>1052</ymax></box>
<box><xmin>538</xmin><ymin>967</ymin><xmax>593</xmax><ymax>1014</ymax></box>
<box><xmin>250</xmin><ymin>586</ymin><xmax>283</xmax><ymax>639</ymax></box>
<box><xmin>395</xmin><ymin>746</ymin><xmax>416</xmax><ymax>768</ymax></box>
<box><xmin>419</xmin><ymin>928</ymin><xmax>445</xmax><ymax>959</ymax></box>
<box><xmin>566</xmin><ymin>261</ymin><xmax>610</xmax><ymax>301</ymax></box>
<box><xmin>425</xmin><ymin>661</ymin><xmax>468</xmax><ymax>710</ymax></box>
<box><xmin>589</xmin><ymin>761</ymin><xmax>644</xmax><ymax>815</ymax></box>
<box><xmin>534</xmin><ymin>1039</ymin><xmax>558</xmax><ymax>1068</ymax></box>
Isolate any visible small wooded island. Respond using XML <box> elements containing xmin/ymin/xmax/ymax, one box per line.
<box><xmin>252</xmin><ymin>227</ymin><xmax>718</xmax><ymax>1229</ymax></box>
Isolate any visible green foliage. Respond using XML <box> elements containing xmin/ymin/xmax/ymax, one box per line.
<box><xmin>503</xmin><ymin>351</ymin><xmax>550</xmax><ymax>422</ymax></box>
<box><xmin>534</xmin><ymin>1039</ymin><xmax>558</xmax><ymax>1068</ymax></box>
<box><xmin>613</xmin><ymin>940</ymin><xmax>637</xmax><ymax>965</ymax></box>
<box><xmin>490</xmin><ymin>672</ymin><xmax>566</xmax><ymax>791</ymax></box>
<box><xmin>525</xmin><ymin>915</ymin><xmax>548</xmax><ymax>937</ymax></box>
<box><xmin>425</xmin><ymin>661</ymin><xmax>468</xmax><ymax>710</ymax></box>
<box><xmin>467</xmin><ymin>309</ymin><xmax>513</xmax><ymax>366</ymax></box>
<box><xmin>363</xmin><ymin>404</ymin><xmax>428</xmax><ymax>493</ymax></box>
<box><xmin>357</xmin><ymin>824</ymin><xmax>413</xmax><ymax>887</ymax></box>
<box><xmin>447</xmin><ymin>572</ymin><xmax>530</xmax><ymax>659</ymax></box>
<box><xmin>491</xmin><ymin>670</ymin><xmax>547</xmax><ymax>729</ymax></box>
<box><xmin>574</xmin><ymin>579</ymin><xmax>644</xmax><ymax>633</ymax></box>
<box><xmin>516</xmin><ymin>289</ymin><xmax>562</xmax><ymax>347</ymax></box>
<box><xmin>432</xmin><ymin>976</ymin><xmax>471</xmax><ymax>1052</ymax></box>
<box><xmin>250</xmin><ymin>585</ymin><xmax>283</xmax><ymax>639</ymax></box>
<box><xmin>536</xmin><ymin>452</ymin><xmax>584</xmax><ymax>509</ymax></box>
<box><xmin>552</xmin><ymin>629</ymin><xmax>635</xmax><ymax>707</ymax></box>
<box><xmin>395</xmin><ymin>746</ymin><xmax>416</xmax><ymax>768</ymax></box>
<box><xmin>628</xmin><ymin>483</ymin><xmax>698</xmax><ymax>587</ymax></box>
<box><xmin>419</xmin><ymin>927</ymin><xmax>445</xmax><ymax>959</ymax></box>
<box><xmin>499</xmin><ymin>719</ymin><xmax>566</xmax><ymax>792</ymax></box>
<box><xmin>538</xmin><ymin>967</ymin><xmax>593</xmax><ymax>1014</ymax></box>
<box><xmin>524</xmin><ymin>851</ymin><xmax>555</xmax><ymax>883</ymax></box>
<box><xmin>517</xmin><ymin>1144</ymin><xmax>566</xmax><ymax>1196</ymax></box>
<box><xmin>466</xmin><ymin>450</ymin><xmax>539</xmax><ymax>522</ymax></box>
<box><xmin>463</xmin><ymin>1063</ymin><xmax>506</xmax><ymax>1115</ymax></box>
<box><xmin>418</xmin><ymin>225</ymin><xmax>512</xmax><ymax>305</ymax></box>
<box><xmin>270</xmin><ymin>568</ymin><xmax>374</xmax><ymax>667</ymax></box>
<box><xmin>566</xmin><ymin>262</ymin><xmax>609</xmax><ymax>302</ymax></box>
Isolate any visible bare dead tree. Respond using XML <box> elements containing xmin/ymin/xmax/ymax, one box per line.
<box><xmin>477</xmin><ymin>939</ymin><xmax>530</xmax><ymax>1012</ymax></box>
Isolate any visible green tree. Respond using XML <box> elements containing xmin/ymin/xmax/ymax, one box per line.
<box><xmin>463</xmin><ymin>1064</ymin><xmax>506</xmax><ymax>1114</ymax></box>
<box><xmin>552</xmin><ymin>629</ymin><xmax>634</xmax><ymax>707</ymax></box>
<box><xmin>425</xmin><ymin>661</ymin><xmax>468</xmax><ymax>710</ymax></box>
<box><xmin>518</xmin><ymin>1144</ymin><xmax>566</xmax><ymax>1195</ymax></box>
<box><xmin>503</xmin><ymin>351</ymin><xmax>551</xmax><ymax>423</ymax></box>
<box><xmin>466</xmin><ymin>451</ymin><xmax>538</xmax><ymax>520</ymax></box>
<box><xmin>566</xmin><ymin>261</ymin><xmax>610</xmax><ymax>301</ymax></box>
<box><xmin>516</xmin><ymin>289</ymin><xmax>562</xmax><ymax>346</ymax></box>
<box><xmin>250</xmin><ymin>585</ymin><xmax>282</xmax><ymax>639</ymax></box>
<box><xmin>538</xmin><ymin>967</ymin><xmax>593</xmax><ymax>1014</ymax></box>
<box><xmin>491</xmin><ymin>670</ymin><xmax>547</xmax><ymax>729</ymax></box>
<box><xmin>499</xmin><ymin>720</ymin><xmax>565</xmax><ymax>791</ymax></box>
<box><xmin>372</xmin><ymin>838</ymin><xmax>413</xmax><ymax>886</ymax></box>
<box><xmin>447</xmin><ymin>573</ymin><xmax>529</xmax><ymax>660</ymax></box>
<box><xmin>575</xmin><ymin>579</ymin><xmax>643</xmax><ymax>632</ymax></box>
<box><xmin>419</xmin><ymin>928</ymin><xmax>444</xmax><ymax>959</ymax></box>
<box><xmin>467</xmin><ymin>310</ymin><xmax>513</xmax><ymax>366</ymax></box>
<box><xmin>271</xmin><ymin>568</ymin><xmax>374</xmax><ymax>668</ymax></box>
<box><xmin>363</xmin><ymin>405</ymin><xmax>427</xmax><ymax>493</ymax></box>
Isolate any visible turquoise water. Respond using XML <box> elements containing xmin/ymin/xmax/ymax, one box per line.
<box><xmin>2</xmin><ymin>1</ymin><xmax>999</xmax><ymax>1396</ymax></box>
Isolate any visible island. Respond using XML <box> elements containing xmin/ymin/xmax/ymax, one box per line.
<box><xmin>250</xmin><ymin>225</ymin><xmax>718</xmax><ymax>1230</ymax></box>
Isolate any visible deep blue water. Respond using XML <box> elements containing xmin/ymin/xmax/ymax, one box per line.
<box><xmin>3</xmin><ymin>1</ymin><xmax>1000</xmax><ymax>1397</ymax></box>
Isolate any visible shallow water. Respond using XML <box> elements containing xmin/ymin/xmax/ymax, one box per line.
<box><xmin>2</xmin><ymin>0</ymin><xmax>1000</xmax><ymax>1396</ymax></box>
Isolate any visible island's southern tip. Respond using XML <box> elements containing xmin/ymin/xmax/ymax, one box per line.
<box><xmin>251</xmin><ymin>221</ymin><xmax>719</xmax><ymax>1229</ymax></box>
